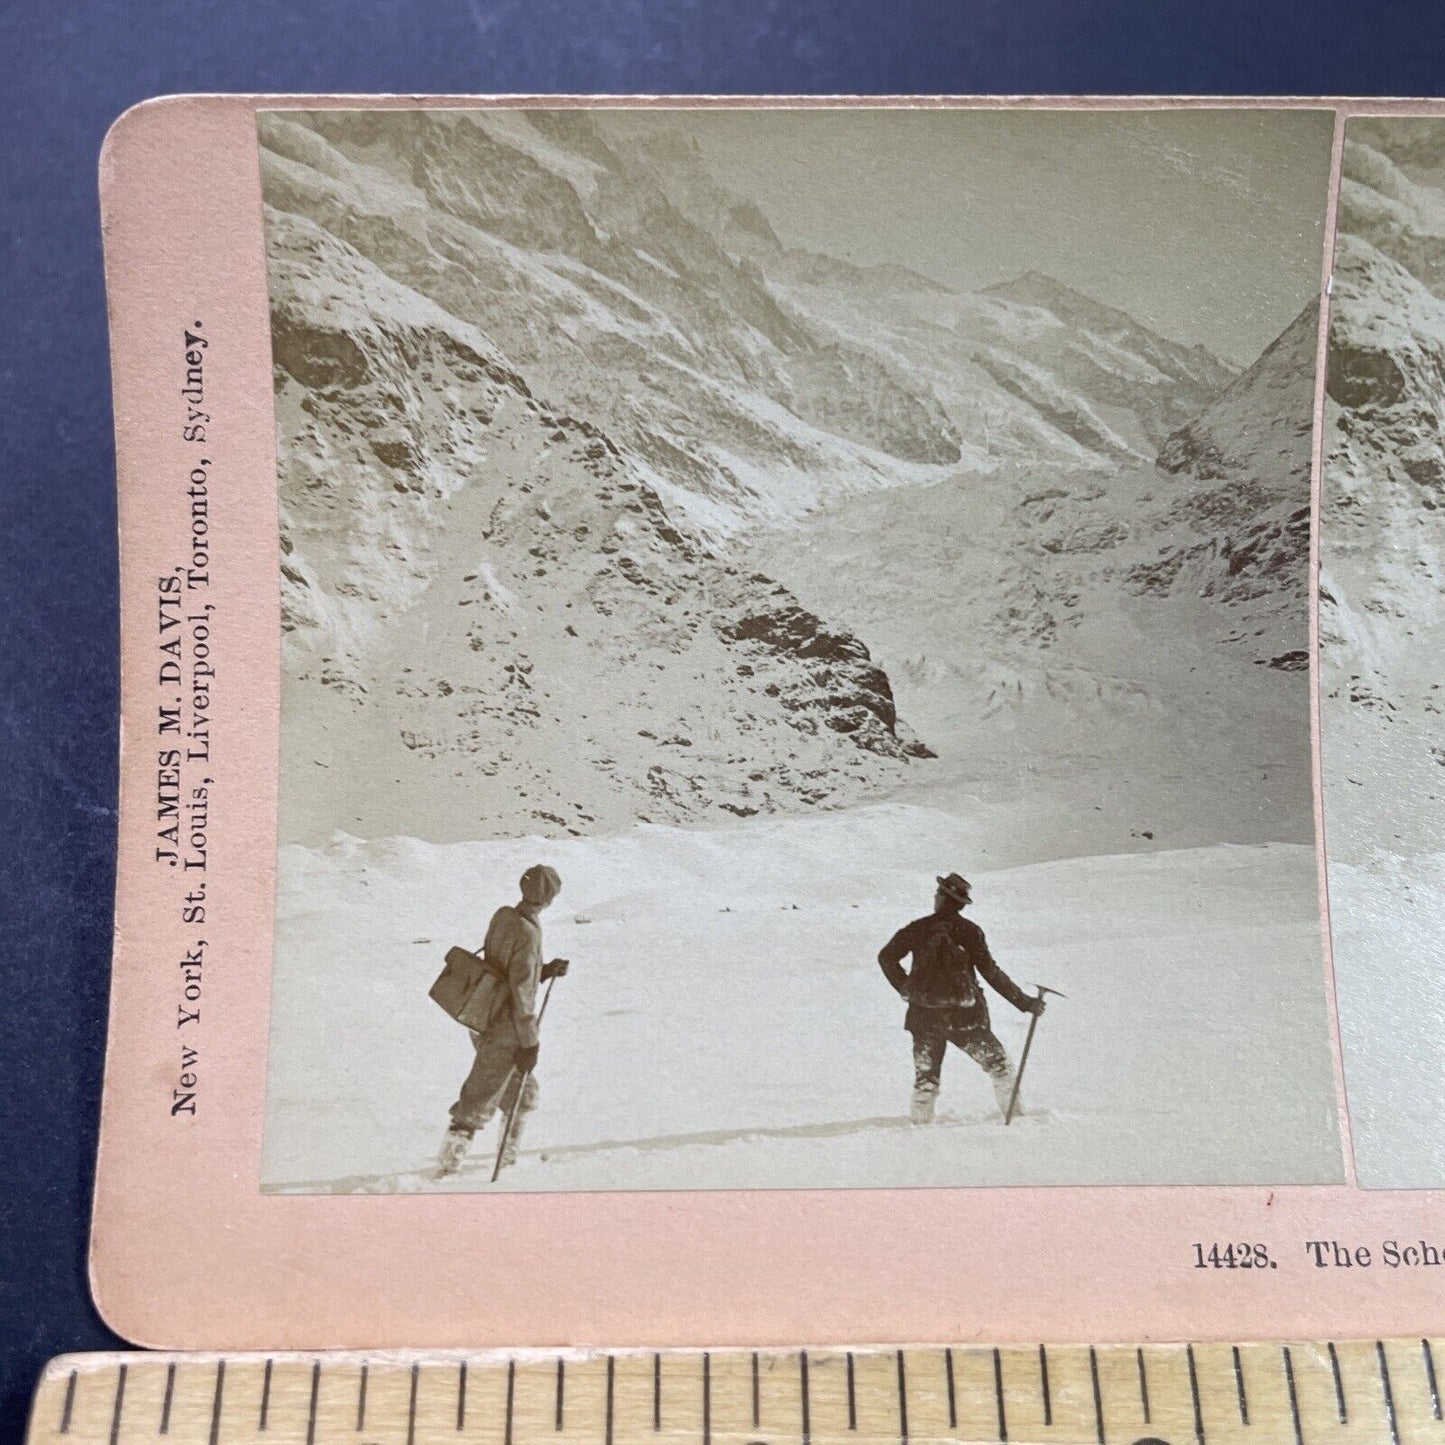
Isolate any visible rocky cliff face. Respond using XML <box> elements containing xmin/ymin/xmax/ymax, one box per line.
<box><xmin>267</xmin><ymin>211</ymin><xmax>929</xmax><ymax>844</ymax></box>
<box><xmin>1320</xmin><ymin>122</ymin><xmax>1445</xmax><ymax>858</ymax></box>
<box><xmin>1144</xmin><ymin>299</ymin><xmax>1319</xmax><ymax>637</ymax></box>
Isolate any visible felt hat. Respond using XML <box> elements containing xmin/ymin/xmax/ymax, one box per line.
<box><xmin>935</xmin><ymin>872</ymin><xmax>972</xmax><ymax>906</ymax></box>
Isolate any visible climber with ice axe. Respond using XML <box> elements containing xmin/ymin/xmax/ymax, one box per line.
<box><xmin>878</xmin><ymin>872</ymin><xmax>1050</xmax><ymax>1125</ymax></box>
<box><xmin>433</xmin><ymin>864</ymin><xmax>570</xmax><ymax>1180</ymax></box>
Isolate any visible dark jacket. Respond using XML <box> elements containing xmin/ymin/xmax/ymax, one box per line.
<box><xmin>878</xmin><ymin>910</ymin><xmax>1033</xmax><ymax>1033</ymax></box>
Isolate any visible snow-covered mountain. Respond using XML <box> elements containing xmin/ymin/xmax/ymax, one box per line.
<box><xmin>1320</xmin><ymin>125</ymin><xmax>1445</xmax><ymax>860</ymax></box>
<box><xmin>260</xmin><ymin>107</ymin><xmax>1311</xmax><ymax>852</ymax></box>
<box><xmin>259</xmin><ymin>110</ymin><xmax>956</xmax><ymax>542</ymax></box>
<box><xmin>1317</xmin><ymin>121</ymin><xmax>1445</xmax><ymax>1189</ymax></box>
<box><xmin>748</xmin><ymin>299</ymin><xmax>1321</xmax><ymax>852</ymax></box>
<box><xmin>608</xmin><ymin>116</ymin><xmax>1236</xmax><ymax>469</ymax></box>
<box><xmin>268</xmin><ymin>212</ymin><xmax>930</xmax><ymax>845</ymax></box>
<box><xmin>759</xmin><ymin>258</ymin><xmax>1235</xmax><ymax>471</ymax></box>
<box><xmin>1151</xmin><ymin>299</ymin><xmax>1318</xmax><ymax>631</ymax></box>
<box><xmin>259</xmin><ymin>110</ymin><xmax>1237</xmax><ymax>537</ymax></box>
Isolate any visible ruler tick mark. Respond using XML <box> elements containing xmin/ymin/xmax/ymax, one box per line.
<box><xmin>1187</xmin><ymin>1345</ymin><xmax>1205</xmax><ymax>1445</ymax></box>
<box><xmin>1136</xmin><ymin>1348</ymin><xmax>1150</xmax><ymax>1425</ymax></box>
<box><xmin>896</xmin><ymin>1349</ymin><xmax>909</xmax><ymax>1445</ymax></box>
<box><xmin>1378</xmin><ymin>1341</ymin><xmax>1400</xmax><ymax>1445</ymax></box>
<box><xmin>161</xmin><ymin>1362</ymin><xmax>177</xmax><ymax>1436</ymax></box>
<box><xmin>458</xmin><ymin>1361</ymin><xmax>468</xmax><ymax>1432</ymax></box>
<box><xmin>993</xmin><ymin>1348</ymin><xmax>1008</xmax><ymax>1444</ymax></box>
<box><xmin>1089</xmin><ymin>1347</ymin><xmax>1106</xmax><ymax>1445</ymax></box>
<box><xmin>59</xmin><ymin>1369</ymin><xmax>77</xmax><ymax>1435</ymax></box>
<box><xmin>753</xmin><ymin>1352</ymin><xmax>761</xmax><ymax>1430</ymax></box>
<box><xmin>654</xmin><ymin>1353</ymin><xmax>661</xmax><ymax>1433</ymax></box>
<box><xmin>108</xmin><ymin>1363</ymin><xmax>128</xmax><ymax>1445</ymax></box>
<box><xmin>846</xmin><ymin>1353</ymin><xmax>856</xmax><ymax>1432</ymax></box>
<box><xmin>555</xmin><ymin>1358</ymin><xmax>565</xmax><ymax>1432</ymax></box>
<box><xmin>703</xmin><ymin>1353</ymin><xmax>712</xmax><ymax>1445</ymax></box>
<box><xmin>800</xmin><ymin>1351</ymin><xmax>811</xmax><ymax>1445</ymax></box>
<box><xmin>1233</xmin><ymin>1345</ymin><xmax>1249</xmax><ymax>1426</ymax></box>
<box><xmin>1086</xmin><ymin>1340</ymin><xmax>1098</xmax><ymax>1445</ymax></box>
<box><xmin>1282</xmin><ymin>1346</ymin><xmax>1303</xmax><ymax>1445</ymax></box>
<box><xmin>505</xmin><ymin>1361</ymin><xmax>515</xmax><ymax>1445</ymax></box>
<box><xmin>1328</xmin><ymin>1342</ymin><xmax>1347</xmax><ymax>1424</ymax></box>
<box><xmin>357</xmin><ymin>1363</ymin><xmax>369</xmax><ymax>1433</ymax></box>
<box><xmin>307</xmin><ymin>1362</ymin><xmax>322</xmax><ymax>1445</ymax></box>
<box><xmin>259</xmin><ymin>1359</ymin><xmax>273</xmax><ymax>1433</ymax></box>
<box><xmin>208</xmin><ymin>1361</ymin><xmax>225</xmax><ymax>1445</ymax></box>
<box><xmin>606</xmin><ymin>1356</ymin><xmax>616</xmax><ymax>1445</ymax></box>
<box><xmin>945</xmin><ymin>1349</ymin><xmax>957</xmax><ymax>1430</ymax></box>
<box><xmin>1425</xmin><ymin>1339</ymin><xmax>1442</xmax><ymax>1421</ymax></box>
<box><xmin>1039</xmin><ymin>1346</ymin><xmax>1052</xmax><ymax>1428</ymax></box>
<box><xmin>407</xmin><ymin>1362</ymin><xmax>419</xmax><ymax>1445</ymax></box>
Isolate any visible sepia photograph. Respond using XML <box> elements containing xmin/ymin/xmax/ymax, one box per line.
<box><xmin>1320</xmin><ymin>116</ymin><xmax>1445</xmax><ymax>1188</ymax></box>
<box><xmin>255</xmin><ymin>105</ymin><xmax>1344</xmax><ymax>1193</ymax></box>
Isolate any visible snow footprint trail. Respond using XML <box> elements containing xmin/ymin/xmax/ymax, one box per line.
<box><xmin>267</xmin><ymin>1108</ymin><xmax>1063</xmax><ymax>1195</ymax></box>
<box><xmin>262</xmin><ymin>811</ymin><xmax>1343</xmax><ymax>1192</ymax></box>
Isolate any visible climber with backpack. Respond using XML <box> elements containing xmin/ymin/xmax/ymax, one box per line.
<box><xmin>877</xmin><ymin>872</ymin><xmax>1046</xmax><ymax>1125</ymax></box>
<box><xmin>431</xmin><ymin>864</ymin><xmax>570</xmax><ymax>1179</ymax></box>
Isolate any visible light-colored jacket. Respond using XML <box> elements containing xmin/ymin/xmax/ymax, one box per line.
<box><xmin>483</xmin><ymin>905</ymin><xmax>542</xmax><ymax>1048</ymax></box>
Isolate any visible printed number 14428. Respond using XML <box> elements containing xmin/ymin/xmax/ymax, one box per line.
<box><xmin>1192</xmin><ymin>1243</ymin><xmax>1277</xmax><ymax>1269</ymax></box>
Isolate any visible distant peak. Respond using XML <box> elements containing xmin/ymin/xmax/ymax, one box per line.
<box><xmin>981</xmin><ymin>269</ymin><xmax>1234</xmax><ymax>376</ymax></box>
<box><xmin>980</xmin><ymin>269</ymin><xmax>1143</xmax><ymax>329</ymax></box>
<box><xmin>981</xmin><ymin>270</ymin><xmax>1085</xmax><ymax>305</ymax></box>
<box><xmin>726</xmin><ymin>200</ymin><xmax>782</xmax><ymax>251</ymax></box>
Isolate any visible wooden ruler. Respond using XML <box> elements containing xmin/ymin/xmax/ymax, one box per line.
<box><xmin>25</xmin><ymin>1343</ymin><xmax>1445</xmax><ymax>1445</ymax></box>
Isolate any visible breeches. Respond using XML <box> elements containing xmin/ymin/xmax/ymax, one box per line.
<box><xmin>911</xmin><ymin>1016</ymin><xmax>1012</xmax><ymax>1095</ymax></box>
<box><xmin>450</xmin><ymin>1025</ymin><xmax>539</xmax><ymax>1133</ymax></box>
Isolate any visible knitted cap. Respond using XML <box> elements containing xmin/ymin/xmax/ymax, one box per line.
<box><xmin>520</xmin><ymin>864</ymin><xmax>562</xmax><ymax>906</ymax></box>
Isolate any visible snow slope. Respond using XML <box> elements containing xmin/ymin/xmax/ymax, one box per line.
<box><xmin>261</xmin><ymin>808</ymin><xmax>1342</xmax><ymax>1193</ymax></box>
<box><xmin>1329</xmin><ymin>852</ymin><xmax>1445</xmax><ymax>1189</ymax></box>
<box><xmin>746</xmin><ymin>241</ymin><xmax>1234</xmax><ymax>475</ymax></box>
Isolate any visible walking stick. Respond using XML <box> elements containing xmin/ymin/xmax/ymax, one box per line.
<box><xmin>1004</xmin><ymin>984</ymin><xmax>1064</xmax><ymax>1125</ymax></box>
<box><xmin>492</xmin><ymin>974</ymin><xmax>558</xmax><ymax>1182</ymax></box>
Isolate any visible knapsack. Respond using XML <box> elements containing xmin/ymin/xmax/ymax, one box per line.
<box><xmin>429</xmin><ymin>943</ymin><xmax>509</xmax><ymax>1032</ymax></box>
<box><xmin>913</xmin><ymin>919</ymin><xmax>981</xmax><ymax>1009</ymax></box>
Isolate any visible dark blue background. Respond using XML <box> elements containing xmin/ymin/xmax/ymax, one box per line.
<box><xmin>2</xmin><ymin>2</ymin><xmax>1442</xmax><ymax>1439</ymax></box>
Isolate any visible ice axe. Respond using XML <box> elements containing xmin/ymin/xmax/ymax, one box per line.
<box><xmin>1004</xmin><ymin>984</ymin><xmax>1065</xmax><ymax>1125</ymax></box>
<box><xmin>492</xmin><ymin>972</ymin><xmax>559</xmax><ymax>1182</ymax></box>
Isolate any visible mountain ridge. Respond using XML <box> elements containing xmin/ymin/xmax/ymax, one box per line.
<box><xmin>260</xmin><ymin>109</ymin><xmax>1241</xmax><ymax>530</ymax></box>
